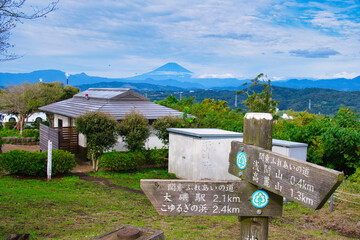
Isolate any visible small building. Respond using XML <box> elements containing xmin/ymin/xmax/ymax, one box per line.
<box><xmin>39</xmin><ymin>88</ymin><xmax>185</xmax><ymax>155</ymax></box>
<box><xmin>167</xmin><ymin>128</ymin><xmax>308</xmax><ymax>180</ymax></box>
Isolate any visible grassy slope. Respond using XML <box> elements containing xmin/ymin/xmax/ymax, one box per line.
<box><xmin>0</xmin><ymin>170</ymin><xmax>359</xmax><ymax>240</ymax></box>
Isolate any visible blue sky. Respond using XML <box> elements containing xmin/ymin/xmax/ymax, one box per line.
<box><xmin>0</xmin><ymin>0</ymin><xmax>359</xmax><ymax>80</ymax></box>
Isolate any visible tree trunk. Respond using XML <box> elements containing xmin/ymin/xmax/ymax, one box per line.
<box><xmin>46</xmin><ymin>113</ymin><xmax>54</xmax><ymax>127</ymax></box>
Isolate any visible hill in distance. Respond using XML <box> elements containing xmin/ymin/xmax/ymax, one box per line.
<box><xmin>1</xmin><ymin>62</ymin><xmax>360</xmax><ymax>91</ymax></box>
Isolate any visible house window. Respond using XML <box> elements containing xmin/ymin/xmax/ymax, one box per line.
<box><xmin>58</xmin><ymin>119</ymin><xmax>63</xmax><ymax>128</ymax></box>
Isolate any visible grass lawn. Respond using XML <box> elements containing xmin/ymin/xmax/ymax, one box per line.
<box><xmin>0</xmin><ymin>169</ymin><xmax>359</xmax><ymax>239</ymax></box>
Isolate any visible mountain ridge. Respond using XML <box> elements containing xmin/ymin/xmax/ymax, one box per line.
<box><xmin>0</xmin><ymin>63</ymin><xmax>360</xmax><ymax>91</ymax></box>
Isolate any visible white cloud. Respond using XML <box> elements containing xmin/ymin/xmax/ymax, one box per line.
<box><xmin>198</xmin><ymin>73</ymin><xmax>236</xmax><ymax>79</ymax></box>
<box><xmin>318</xmin><ymin>72</ymin><xmax>359</xmax><ymax>79</ymax></box>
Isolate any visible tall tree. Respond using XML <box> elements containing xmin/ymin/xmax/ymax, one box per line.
<box><xmin>0</xmin><ymin>82</ymin><xmax>79</xmax><ymax>133</ymax></box>
<box><xmin>237</xmin><ymin>73</ymin><xmax>279</xmax><ymax>114</ymax></box>
<box><xmin>0</xmin><ymin>0</ymin><xmax>58</xmax><ymax>60</ymax></box>
<box><xmin>37</xmin><ymin>82</ymin><xmax>79</xmax><ymax>127</ymax></box>
<box><xmin>0</xmin><ymin>82</ymin><xmax>38</xmax><ymax>134</ymax></box>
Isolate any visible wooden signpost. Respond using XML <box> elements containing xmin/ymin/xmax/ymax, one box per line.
<box><xmin>141</xmin><ymin>112</ymin><xmax>344</xmax><ymax>240</ymax></box>
<box><xmin>228</xmin><ymin>142</ymin><xmax>344</xmax><ymax>210</ymax></box>
<box><xmin>141</xmin><ymin>180</ymin><xmax>283</xmax><ymax>216</ymax></box>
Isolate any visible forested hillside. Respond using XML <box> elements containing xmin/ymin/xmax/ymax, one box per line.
<box><xmin>139</xmin><ymin>86</ymin><xmax>360</xmax><ymax>115</ymax></box>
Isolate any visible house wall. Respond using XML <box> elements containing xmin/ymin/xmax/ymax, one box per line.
<box><xmin>52</xmin><ymin>114</ymin><xmax>164</xmax><ymax>151</ymax></box>
<box><xmin>112</xmin><ymin>131</ymin><xmax>165</xmax><ymax>151</ymax></box>
<box><xmin>54</xmin><ymin>114</ymin><xmax>72</xmax><ymax>127</ymax></box>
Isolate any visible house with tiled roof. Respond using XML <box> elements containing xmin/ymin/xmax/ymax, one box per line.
<box><xmin>39</xmin><ymin>88</ymin><xmax>185</xmax><ymax>155</ymax></box>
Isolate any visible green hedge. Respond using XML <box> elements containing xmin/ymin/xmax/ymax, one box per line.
<box><xmin>98</xmin><ymin>151</ymin><xmax>145</xmax><ymax>171</ymax></box>
<box><xmin>22</xmin><ymin>129</ymin><xmax>40</xmax><ymax>140</ymax></box>
<box><xmin>99</xmin><ymin>148</ymin><xmax>168</xmax><ymax>171</ymax></box>
<box><xmin>143</xmin><ymin>148</ymin><xmax>168</xmax><ymax>166</ymax></box>
<box><xmin>0</xmin><ymin>149</ymin><xmax>76</xmax><ymax>176</ymax></box>
<box><xmin>4</xmin><ymin>121</ymin><xmax>16</xmax><ymax>129</ymax></box>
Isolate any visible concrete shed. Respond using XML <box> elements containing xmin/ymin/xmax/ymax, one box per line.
<box><xmin>168</xmin><ymin>128</ymin><xmax>308</xmax><ymax>181</ymax></box>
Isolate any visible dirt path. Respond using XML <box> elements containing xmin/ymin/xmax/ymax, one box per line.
<box><xmin>2</xmin><ymin>144</ymin><xmax>40</xmax><ymax>153</ymax></box>
<box><xmin>72</xmin><ymin>172</ymin><xmax>144</xmax><ymax>194</ymax></box>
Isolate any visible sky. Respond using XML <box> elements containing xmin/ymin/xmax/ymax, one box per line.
<box><xmin>0</xmin><ymin>0</ymin><xmax>359</xmax><ymax>80</ymax></box>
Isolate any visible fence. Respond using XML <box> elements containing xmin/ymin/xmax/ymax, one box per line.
<box><xmin>40</xmin><ymin>124</ymin><xmax>60</xmax><ymax>151</ymax></box>
<box><xmin>39</xmin><ymin>124</ymin><xmax>78</xmax><ymax>154</ymax></box>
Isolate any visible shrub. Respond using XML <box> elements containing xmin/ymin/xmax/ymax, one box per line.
<box><xmin>118</xmin><ymin>110</ymin><xmax>150</xmax><ymax>152</ymax></box>
<box><xmin>347</xmin><ymin>167</ymin><xmax>360</xmax><ymax>182</ymax></box>
<box><xmin>153</xmin><ymin>116</ymin><xmax>184</xmax><ymax>145</ymax></box>
<box><xmin>75</xmin><ymin>111</ymin><xmax>119</xmax><ymax>171</ymax></box>
<box><xmin>0</xmin><ymin>137</ymin><xmax>3</xmax><ymax>154</ymax></box>
<box><xmin>98</xmin><ymin>151</ymin><xmax>145</xmax><ymax>171</ymax></box>
<box><xmin>4</xmin><ymin>121</ymin><xmax>16</xmax><ymax>129</ymax></box>
<box><xmin>0</xmin><ymin>123</ymin><xmax>3</xmax><ymax>130</ymax></box>
<box><xmin>22</xmin><ymin>129</ymin><xmax>40</xmax><ymax>140</ymax></box>
<box><xmin>51</xmin><ymin>150</ymin><xmax>77</xmax><ymax>175</ymax></box>
<box><xmin>99</xmin><ymin>148</ymin><xmax>169</xmax><ymax>171</ymax></box>
<box><xmin>144</xmin><ymin>148</ymin><xmax>168</xmax><ymax>167</ymax></box>
<box><xmin>0</xmin><ymin>149</ymin><xmax>76</xmax><ymax>176</ymax></box>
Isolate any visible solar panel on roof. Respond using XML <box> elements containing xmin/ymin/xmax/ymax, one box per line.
<box><xmin>75</xmin><ymin>89</ymin><xmax>127</xmax><ymax>99</ymax></box>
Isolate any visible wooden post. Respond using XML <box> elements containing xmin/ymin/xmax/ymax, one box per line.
<box><xmin>239</xmin><ymin>113</ymin><xmax>273</xmax><ymax>240</ymax></box>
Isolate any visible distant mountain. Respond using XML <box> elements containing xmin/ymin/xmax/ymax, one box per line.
<box><xmin>1</xmin><ymin>62</ymin><xmax>360</xmax><ymax>91</ymax></box>
<box><xmin>0</xmin><ymin>70</ymin><xmax>68</xmax><ymax>86</ymax></box>
<box><xmin>76</xmin><ymin>81</ymin><xmax>185</xmax><ymax>91</ymax></box>
<box><xmin>129</xmin><ymin>62</ymin><xmax>193</xmax><ymax>81</ymax></box>
<box><xmin>271</xmin><ymin>77</ymin><xmax>360</xmax><ymax>91</ymax></box>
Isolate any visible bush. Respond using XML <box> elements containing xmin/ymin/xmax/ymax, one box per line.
<box><xmin>4</xmin><ymin>121</ymin><xmax>16</xmax><ymax>129</ymax></box>
<box><xmin>75</xmin><ymin>111</ymin><xmax>119</xmax><ymax>171</ymax></box>
<box><xmin>0</xmin><ymin>137</ymin><xmax>3</xmax><ymax>154</ymax></box>
<box><xmin>99</xmin><ymin>148</ymin><xmax>169</xmax><ymax>171</ymax></box>
<box><xmin>22</xmin><ymin>129</ymin><xmax>40</xmax><ymax>140</ymax></box>
<box><xmin>0</xmin><ymin>149</ymin><xmax>76</xmax><ymax>176</ymax></box>
<box><xmin>118</xmin><ymin>110</ymin><xmax>150</xmax><ymax>152</ymax></box>
<box><xmin>348</xmin><ymin>167</ymin><xmax>360</xmax><ymax>182</ymax></box>
<box><xmin>153</xmin><ymin>116</ymin><xmax>184</xmax><ymax>145</ymax></box>
<box><xmin>143</xmin><ymin>148</ymin><xmax>168</xmax><ymax>166</ymax></box>
<box><xmin>51</xmin><ymin>150</ymin><xmax>77</xmax><ymax>176</ymax></box>
<box><xmin>98</xmin><ymin>151</ymin><xmax>145</xmax><ymax>171</ymax></box>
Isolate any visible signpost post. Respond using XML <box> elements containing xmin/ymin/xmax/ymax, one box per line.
<box><xmin>235</xmin><ymin>113</ymin><xmax>274</xmax><ymax>239</ymax></box>
<box><xmin>141</xmin><ymin>180</ymin><xmax>283</xmax><ymax>217</ymax></box>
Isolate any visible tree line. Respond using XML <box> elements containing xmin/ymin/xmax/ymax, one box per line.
<box><xmin>156</xmin><ymin>95</ymin><xmax>359</xmax><ymax>176</ymax></box>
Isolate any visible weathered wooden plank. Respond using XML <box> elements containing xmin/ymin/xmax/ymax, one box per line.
<box><xmin>229</xmin><ymin>141</ymin><xmax>344</xmax><ymax>210</ymax></box>
<box><xmin>140</xmin><ymin>179</ymin><xmax>283</xmax><ymax>216</ymax></box>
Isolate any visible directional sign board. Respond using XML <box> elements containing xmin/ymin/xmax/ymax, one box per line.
<box><xmin>141</xmin><ymin>179</ymin><xmax>283</xmax><ymax>216</ymax></box>
<box><xmin>228</xmin><ymin>141</ymin><xmax>344</xmax><ymax>210</ymax></box>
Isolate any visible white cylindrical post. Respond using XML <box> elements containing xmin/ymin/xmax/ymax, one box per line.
<box><xmin>47</xmin><ymin>140</ymin><xmax>52</xmax><ymax>181</ymax></box>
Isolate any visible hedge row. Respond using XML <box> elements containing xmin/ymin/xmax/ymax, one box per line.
<box><xmin>99</xmin><ymin>148</ymin><xmax>168</xmax><ymax>171</ymax></box>
<box><xmin>0</xmin><ymin>149</ymin><xmax>76</xmax><ymax>176</ymax></box>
